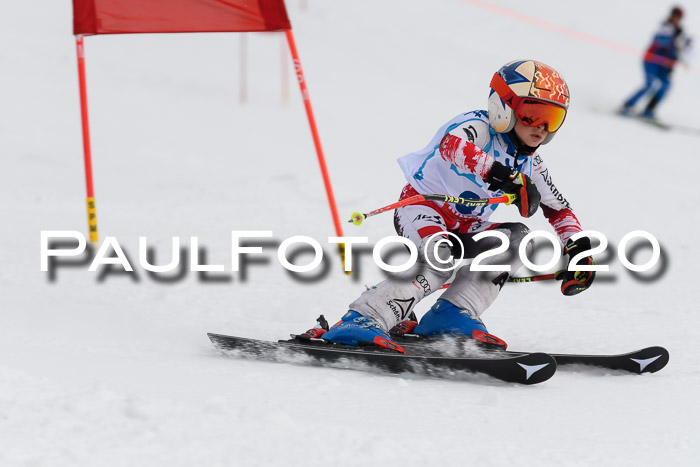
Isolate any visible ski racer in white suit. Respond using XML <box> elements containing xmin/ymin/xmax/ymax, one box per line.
<box><xmin>320</xmin><ymin>60</ymin><xmax>596</xmax><ymax>353</ymax></box>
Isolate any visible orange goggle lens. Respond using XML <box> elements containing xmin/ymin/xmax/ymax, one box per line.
<box><xmin>490</xmin><ymin>73</ymin><xmax>568</xmax><ymax>133</ymax></box>
<box><xmin>514</xmin><ymin>99</ymin><xmax>567</xmax><ymax>133</ymax></box>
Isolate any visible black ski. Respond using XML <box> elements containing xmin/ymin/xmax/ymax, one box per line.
<box><xmin>613</xmin><ymin>109</ymin><xmax>700</xmax><ymax>137</ymax></box>
<box><xmin>207</xmin><ymin>333</ymin><xmax>556</xmax><ymax>385</ymax></box>
<box><xmin>391</xmin><ymin>334</ymin><xmax>669</xmax><ymax>375</ymax></box>
<box><xmin>636</xmin><ymin>116</ymin><xmax>700</xmax><ymax>136</ymax></box>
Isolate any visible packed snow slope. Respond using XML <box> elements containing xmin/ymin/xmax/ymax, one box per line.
<box><xmin>2</xmin><ymin>0</ymin><xmax>700</xmax><ymax>466</ymax></box>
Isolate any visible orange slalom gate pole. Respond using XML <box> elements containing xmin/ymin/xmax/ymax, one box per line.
<box><xmin>284</xmin><ymin>29</ymin><xmax>348</xmax><ymax>272</ymax></box>
<box><xmin>75</xmin><ymin>35</ymin><xmax>99</xmax><ymax>243</ymax></box>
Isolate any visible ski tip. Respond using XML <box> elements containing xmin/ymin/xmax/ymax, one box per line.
<box><xmin>630</xmin><ymin>346</ymin><xmax>670</xmax><ymax>374</ymax></box>
<box><xmin>513</xmin><ymin>352</ymin><xmax>557</xmax><ymax>385</ymax></box>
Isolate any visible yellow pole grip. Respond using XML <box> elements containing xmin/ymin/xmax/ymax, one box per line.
<box><xmin>86</xmin><ymin>197</ymin><xmax>99</xmax><ymax>243</ymax></box>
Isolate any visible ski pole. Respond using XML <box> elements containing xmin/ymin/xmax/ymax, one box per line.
<box><xmin>349</xmin><ymin>193</ymin><xmax>517</xmax><ymax>226</ymax></box>
<box><xmin>438</xmin><ymin>270</ymin><xmax>566</xmax><ymax>289</ymax></box>
<box><xmin>508</xmin><ymin>270</ymin><xmax>566</xmax><ymax>283</ymax></box>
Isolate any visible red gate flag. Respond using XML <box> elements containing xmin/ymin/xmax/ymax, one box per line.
<box><xmin>73</xmin><ymin>0</ymin><xmax>291</xmax><ymax>35</ymax></box>
<box><xmin>71</xmin><ymin>0</ymin><xmax>349</xmax><ymax>271</ymax></box>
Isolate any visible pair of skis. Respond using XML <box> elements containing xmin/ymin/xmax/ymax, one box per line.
<box><xmin>207</xmin><ymin>332</ymin><xmax>669</xmax><ymax>385</ymax></box>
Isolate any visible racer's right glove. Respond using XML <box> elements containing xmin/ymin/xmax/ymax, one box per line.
<box><xmin>486</xmin><ymin>161</ymin><xmax>541</xmax><ymax>218</ymax></box>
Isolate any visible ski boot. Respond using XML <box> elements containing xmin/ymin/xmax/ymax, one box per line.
<box><xmin>322</xmin><ymin>311</ymin><xmax>406</xmax><ymax>354</ymax></box>
<box><xmin>389</xmin><ymin>311</ymin><xmax>419</xmax><ymax>335</ymax></box>
<box><xmin>640</xmin><ymin>109</ymin><xmax>656</xmax><ymax>120</ymax></box>
<box><xmin>618</xmin><ymin>104</ymin><xmax>634</xmax><ymax>117</ymax></box>
<box><xmin>414</xmin><ymin>299</ymin><xmax>507</xmax><ymax>350</ymax></box>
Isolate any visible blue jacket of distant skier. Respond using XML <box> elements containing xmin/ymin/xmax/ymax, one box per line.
<box><xmin>644</xmin><ymin>22</ymin><xmax>685</xmax><ymax>69</ymax></box>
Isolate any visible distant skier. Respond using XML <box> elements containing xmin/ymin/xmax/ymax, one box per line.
<box><xmin>621</xmin><ymin>6</ymin><xmax>692</xmax><ymax>119</ymax></box>
<box><xmin>313</xmin><ymin>60</ymin><xmax>596</xmax><ymax>353</ymax></box>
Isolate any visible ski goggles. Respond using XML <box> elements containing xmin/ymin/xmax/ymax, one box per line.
<box><xmin>490</xmin><ymin>74</ymin><xmax>568</xmax><ymax>133</ymax></box>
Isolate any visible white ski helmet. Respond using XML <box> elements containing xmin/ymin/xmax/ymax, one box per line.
<box><xmin>488</xmin><ymin>60</ymin><xmax>570</xmax><ymax>145</ymax></box>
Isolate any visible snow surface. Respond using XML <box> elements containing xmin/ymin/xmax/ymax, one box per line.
<box><xmin>2</xmin><ymin>0</ymin><xmax>700</xmax><ymax>465</ymax></box>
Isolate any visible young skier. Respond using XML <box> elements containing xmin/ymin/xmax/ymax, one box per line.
<box><xmin>318</xmin><ymin>60</ymin><xmax>595</xmax><ymax>353</ymax></box>
<box><xmin>621</xmin><ymin>6</ymin><xmax>692</xmax><ymax>119</ymax></box>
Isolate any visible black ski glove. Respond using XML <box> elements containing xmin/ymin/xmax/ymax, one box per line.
<box><xmin>559</xmin><ymin>236</ymin><xmax>596</xmax><ymax>296</ymax></box>
<box><xmin>486</xmin><ymin>161</ymin><xmax>541</xmax><ymax>218</ymax></box>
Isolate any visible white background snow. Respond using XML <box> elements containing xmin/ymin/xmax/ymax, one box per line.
<box><xmin>2</xmin><ymin>0</ymin><xmax>700</xmax><ymax>465</ymax></box>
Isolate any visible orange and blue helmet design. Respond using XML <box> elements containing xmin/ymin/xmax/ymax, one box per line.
<box><xmin>488</xmin><ymin>60</ymin><xmax>570</xmax><ymax>144</ymax></box>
